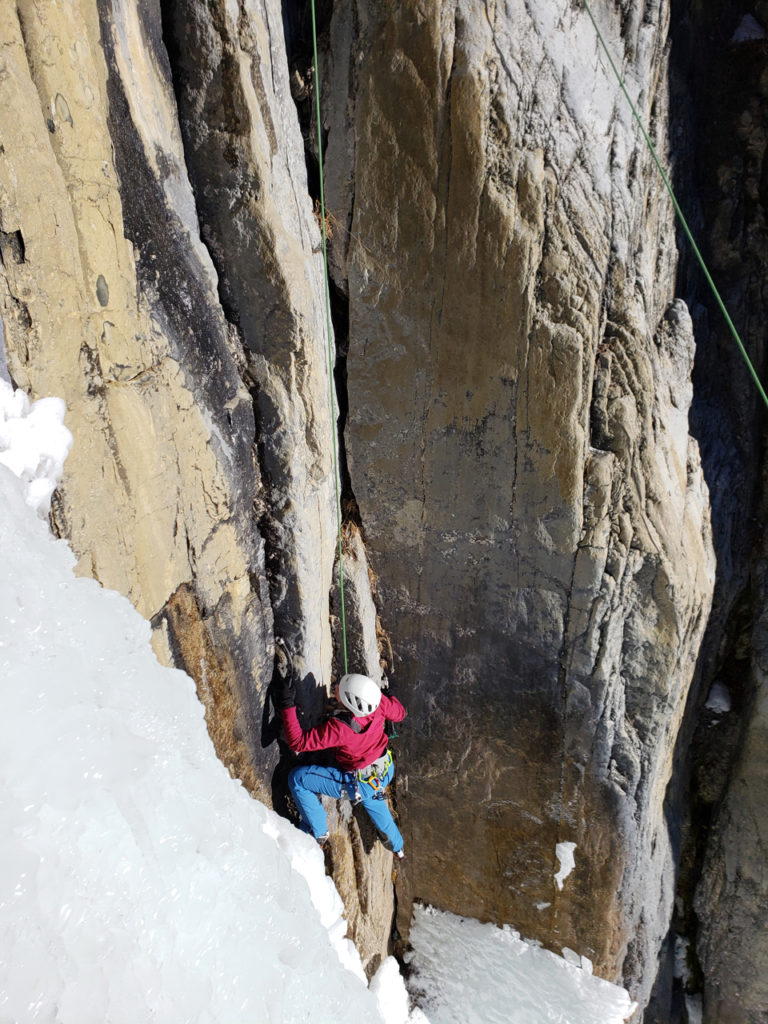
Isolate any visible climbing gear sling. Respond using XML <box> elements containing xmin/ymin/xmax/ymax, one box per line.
<box><xmin>356</xmin><ymin>749</ymin><xmax>394</xmax><ymax>791</ymax></box>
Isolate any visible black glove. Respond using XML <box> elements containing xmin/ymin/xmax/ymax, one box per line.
<box><xmin>275</xmin><ymin>677</ymin><xmax>296</xmax><ymax>710</ymax></box>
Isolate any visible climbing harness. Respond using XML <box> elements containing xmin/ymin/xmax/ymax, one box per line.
<box><xmin>310</xmin><ymin>0</ymin><xmax>349</xmax><ymax>672</ymax></box>
<box><xmin>356</xmin><ymin>749</ymin><xmax>394</xmax><ymax>791</ymax></box>
<box><xmin>346</xmin><ymin>749</ymin><xmax>394</xmax><ymax>803</ymax></box>
<box><xmin>582</xmin><ymin>0</ymin><xmax>768</xmax><ymax>411</ymax></box>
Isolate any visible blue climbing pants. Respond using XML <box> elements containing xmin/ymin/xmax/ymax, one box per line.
<box><xmin>288</xmin><ymin>760</ymin><xmax>403</xmax><ymax>853</ymax></box>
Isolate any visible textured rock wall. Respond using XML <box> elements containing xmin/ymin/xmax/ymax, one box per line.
<box><xmin>0</xmin><ymin>0</ymin><xmax>271</xmax><ymax>797</ymax></box>
<box><xmin>694</xmin><ymin>645</ymin><xmax>768</xmax><ymax>1024</ymax></box>
<box><xmin>5</xmin><ymin>0</ymin><xmax>764</xmax><ymax>1013</ymax></box>
<box><xmin>156</xmin><ymin>0</ymin><xmax>341</xmax><ymax>693</ymax></box>
<box><xmin>317</xmin><ymin>0</ymin><xmax>715</xmax><ymax>1004</ymax></box>
<box><xmin>0</xmin><ymin>0</ymin><xmax>394</xmax><ymax>971</ymax></box>
<box><xmin>659</xmin><ymin>4</ymin><xmax>768</xmax><ymax>1022</ymax></box>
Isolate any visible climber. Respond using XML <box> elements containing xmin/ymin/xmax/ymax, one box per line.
<box><xmin>276</xmin><ymin>671</ymin><xmax>407</xmax><ymax>859</ymax></box>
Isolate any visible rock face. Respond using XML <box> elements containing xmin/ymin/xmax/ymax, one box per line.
<box><xmin>0</xmin><ymin>0</ymin><xmax>392</xmax><ymax>970</ymax></box>
<box><xmin>0</xmin><ymin>0</ymin><xmax>272</xmax><ymax>800</ymax></box>
<box><xmin>694</xmin><ymin>657</ymin><xmax>768</xmax><ymax>1024</ymax></box>
<box><xmin>2</xmin><ymin>0</ymin><xmax>766</xmax><ymax>1017</ymax></box>
<box><xmin>657</xmin><ymin>5</ymin><xmax>768</xmax><ymax>1022</ymax></box>
<box><xmin>318</xmin><ymin>0</ymin><xmax>714</xmax><ymax>1003</ymax></box>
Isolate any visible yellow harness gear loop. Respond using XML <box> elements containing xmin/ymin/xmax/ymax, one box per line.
<box><xmin>357</xmin><ymin>749</ymin><xmax>393</xmax><ymax>790</ymax></box>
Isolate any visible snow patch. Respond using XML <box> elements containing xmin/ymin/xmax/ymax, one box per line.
<box><xmin>0</xmin><ymin>314</ymin><xmax>10</xmax><ymax>384</ymax></box>
<box><xmin>554</xmin><ymin>841</ymin><xmax>577</xmax><ymax>891</ymax></box>
<box><xmin>405</xmin><ymin>905</ymin><xmax>637</xmax><ymax>1024</ymax></box>
<box><xmin>705</xmin><ymin>681</ymin><xmax>732</xmax><ymax>714</ymax></box>
<box><xmin>673</xmin><ymin>935</ymin><xmax>691</xmax><ymax>982</ymax></box>
<box><xmin>563</xmin><ymin>947</ymin><xmax>594</xmax><ymax>976</ymax></box>
<box><xmin>0</xmin><ymin>379</ymin><xmax>72</xmax><ymax>514</ymax></box>
<box><xmin>685</xmin><ymin>994</ymin><xmax>703</xmax><ymax>1024</ymax></box>
<box><xmin>371</xmin><ymin>956</ymin><xmax>415</xmax><ymax>1024</ymax></box>
<box><xmin>731</xmin><ymin>14</ymin><xmax>766</xmax><ymax>43</ymax></box>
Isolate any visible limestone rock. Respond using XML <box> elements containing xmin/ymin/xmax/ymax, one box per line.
<box><xmin>655</xmin><ymin>4</ymin><xmax>768</xmax><ymax>1020</ymax></box>
<box><xmin>331</xmin><ymin>524</ymin><xmax>391</xmax><ymax>684</ymax></box>
<box><xmin>0</xmin><ymin>0</ymin><xmax>398</xmax><ymax>968</ymax></box>
<box><xmin>0</xmin><ymin>0</ymin><xmax>274</xmax><ymax>798</ymax></box>
<box><xmin>5</xmin><ymin>0</ymin><xmax>766</xmax><ymax>1014</ymax></box>
<box><xmin>694</xmin><ymin>660</ymin><xmax>768</xmax><ymax>1023</ymax></box>
<box><xmin>160</xmin><ymin>0</ymin><xmax>341</xmax><ymax>695</ymax></box>
<box><xmin>321</xmin><ymin>797</ymin><xmax>399</xmax><ymax>977</ymax></box>
<box><xmin>160</xmin><ymin>0</ymin><xmax>397</xmax><ymax>960</ymax></box>
<box><xmin>319</xmin><ymin>0</ymin><xmax>715</xmax><ymax>1004</ymax></box>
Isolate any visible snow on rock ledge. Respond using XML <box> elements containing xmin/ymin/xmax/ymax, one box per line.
<box><xmin>0</xmin><ymin>380</ymin><xmax>72</xmax><ymax>515</ymax></box>
<box><xmin>555</xmin><ymin>842</ymin><xmax>577</xmax><ymax>892</ymax></box>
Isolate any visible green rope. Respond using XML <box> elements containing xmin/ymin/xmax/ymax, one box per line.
<box><xmin>310</xmin><ymin>0</ymin><xmax>349</xmax><ymax>675</ymax></box>
<box><xmin>582</xmin><ymin>0</ymin><xmax>768</xmax><ymax>411</ymax></box>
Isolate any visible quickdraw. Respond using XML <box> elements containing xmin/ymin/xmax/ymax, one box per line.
<box><xmin>356</xmin><ymin>749</ymin><xmax>393</xmax><ymax>791</ymax></box>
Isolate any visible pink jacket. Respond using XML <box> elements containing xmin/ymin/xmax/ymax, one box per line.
<box><xmin>280</xmin><ymin>693</ymin><xmax>406</xmax><ymax>770</ymax></box>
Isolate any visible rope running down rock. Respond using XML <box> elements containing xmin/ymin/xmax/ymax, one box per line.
<box><xmin>583</xmin><ymin>0</ymin><xmax>768</xmax><ymax>411</ymax></box>
<box><xmin>311</xmin><ymin>0</ymin><xmax>349</xmax><ymax>673</ymax></box>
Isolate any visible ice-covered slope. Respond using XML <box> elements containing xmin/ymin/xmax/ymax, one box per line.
<box><xmin>405</xmin><ymin>906</ymin><xmax>636</xmax><ymax>1024</ymax></box>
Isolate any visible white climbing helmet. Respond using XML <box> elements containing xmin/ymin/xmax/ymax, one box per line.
<box><xmin>337</xmin><ymin>673</ymin><xmax>381</xmax><ymax>717</ymax></box>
